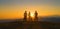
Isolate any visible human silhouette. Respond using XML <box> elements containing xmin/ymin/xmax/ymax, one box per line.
<box><xmin>34</xmin><ymin>11</ymin><xmax>38</xmax><ymax>21</ymax></box>
<box><xmin>28</xmin><ymin>11</ymin><xmax>32</xmax><ymax>21</ymax></box>
<box><xmin>24</xmin><ymin>11</ymin><xmax>27</xmax><ymax>21</ymax></box>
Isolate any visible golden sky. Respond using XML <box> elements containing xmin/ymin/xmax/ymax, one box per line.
<box><xmin>0</xmin><ymin>0</ymin><xmax>60</xmax><ymax>19</ymax></box>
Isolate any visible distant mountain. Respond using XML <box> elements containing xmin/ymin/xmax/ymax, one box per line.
<box><xmin>39</xmin><ymin>15</ymin><xmax>60</xmax><ymax>23</ymax></box>
<box><xmin>0</xmin><ymin>18</ymin><xmax>23</xmax><ymax>23</ymax></box>
<box><xmin>0</xmin><ymin>20</ymin><xmax>16</xmax><ymax>23</ymax></box>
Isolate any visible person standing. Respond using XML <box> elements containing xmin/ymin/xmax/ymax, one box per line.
<box><xmin>28</xmin><ymin>11</ymin><xmax>32</xmax><ymax>21</ymax></box>
<box><xmin>24</xmin><ymin>11</ymin><xmax>27</xmax><ymax>21</ymax></box>
<box><xmin>34</xmin><ymin>11</ymin><xmax>38</xmax><ymax>21</ymax></box>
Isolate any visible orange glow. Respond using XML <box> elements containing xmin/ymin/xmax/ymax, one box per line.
<box><xmin>0</xmin><ymin>5</ymin><xmax>60</xmax><ymax>19</ymax></box>
<box><xmin>31</xmin><ymin>12</ymin><xmax>34</xmax><ymax>17</ymax></box>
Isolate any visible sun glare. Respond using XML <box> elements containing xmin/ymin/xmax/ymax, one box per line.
<box><xmin>31</xmin><ymin>13</ymin><xmax>34</xmax><ymax>17</ymax></box>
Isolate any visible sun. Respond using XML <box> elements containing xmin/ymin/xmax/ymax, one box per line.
<box><xmin>31</xmin><ymin>13</ymin><xmax>34</xmax><ymax>17</ymax></box>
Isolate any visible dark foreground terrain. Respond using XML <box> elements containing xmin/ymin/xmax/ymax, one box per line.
<box><xmin>0</xmin><ymin>21</ymin><xmax>60</xmax><ymax>29</ymax></box>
